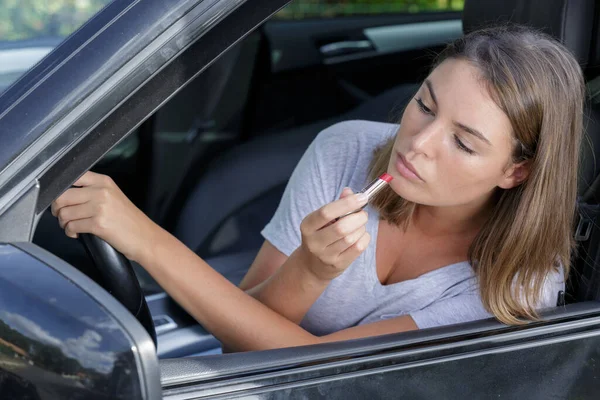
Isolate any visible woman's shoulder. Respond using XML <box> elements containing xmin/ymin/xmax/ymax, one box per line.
<box><xmin>508</xmin><ymin>264</ymin><xmax>565</xmax><ymax>311</ymax></box>
<box><xmin>313</xmin><ymin>120</ymin><xmax>398</xmax><ymax>152</ymax></box>
<box><xmin>311</xmin><ymin>120</ymin><xmax>397</xmax><ymax>186</ymax></box>
<box><xmin>538</xmin><ymin>264</ymin><xmax>566</xmax><ymax>309</ymax></box>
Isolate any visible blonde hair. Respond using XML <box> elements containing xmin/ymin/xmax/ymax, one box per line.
<box><xmin>369</xmin><ymin>25</ymin><xmax>585</xmax><ymax>325</ymax></box>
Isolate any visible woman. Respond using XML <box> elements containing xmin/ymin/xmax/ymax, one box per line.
<box><xmin>51</xmin><ymin>25</ymin><xmax>584</xmax><ymax>352</ymax></box>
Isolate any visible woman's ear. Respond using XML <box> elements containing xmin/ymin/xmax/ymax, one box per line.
<box><xmin>498</xmin><ymin>160</ymin><xmax>531</xmax><ymax>189</ymax></box>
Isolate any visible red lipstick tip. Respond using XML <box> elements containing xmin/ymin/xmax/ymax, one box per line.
<box><xmin>379</xmin><ymin>173</ymin><xmax>393</xmax><ymax>183</ymax></box>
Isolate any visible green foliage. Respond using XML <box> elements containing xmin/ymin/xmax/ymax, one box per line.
<box><xmin>0</xmin><ymin>0</ymin><xmax>110</xmax><ymax>41</ymax></box>
<box><xmin>276</xmin><ymin>0</ymin><xmax>465</xmax><ymax>19</ymax></box>
<box><xmin>1</xmin><ymin>0</ymin><xmax>465</xmax><ymax>42</ymax></box>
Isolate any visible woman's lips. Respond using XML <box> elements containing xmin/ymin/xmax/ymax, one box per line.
<box><xmin>395</xmin><ymin>153</ymin><xmax>424</xmax><ymax>182</ymax></box>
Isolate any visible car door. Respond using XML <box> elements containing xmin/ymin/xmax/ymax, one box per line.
<box><xmin>246</xmin><ymin>0</ymin><xmax>463</xmax><ymax>135</ymax></box>
<box><xmin>159</xmin><ymin>302</ymin><xmax>600</xmax><ymax>399</ymax></box>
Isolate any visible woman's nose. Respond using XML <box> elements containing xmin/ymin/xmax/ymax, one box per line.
<box><xmin>410</xmin><ymin>121</ymin><xmax>443</xmax><ymax>157</ymax></box>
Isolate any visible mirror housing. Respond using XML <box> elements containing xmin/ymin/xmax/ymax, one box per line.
<box><xmin>0</xmin><ymin>243</ymin><xmax>160</xmax><ymax>399</ymax></box>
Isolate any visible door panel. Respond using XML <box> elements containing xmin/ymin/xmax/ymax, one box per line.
<box><xmin>248</xmin><ymin>12</ymin><xmax>462</xmax><ymax>135</ymax></box>
<box><xmin>363</xmin><ymin>20</ymin><xmax>462</xmax><ymax>57</ymax></box>
<box><xmin>161</xmin><ymin>304</ymin><xmax>600</xmax><ymax>399</ymax></box>
<box><xmin>250</xmin><ymin>335</ymin><xmax>599</xmax><ymax>399</ymax></box>
<box><xmin>265</xmin><ymin>13</ymin><xmax>461</xmax><ymax>73</ymax></box>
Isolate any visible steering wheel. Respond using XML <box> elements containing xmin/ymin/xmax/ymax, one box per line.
<box><xmin>78</xmin><ymin>233</ymin><xmax>157</xmax><ymax>347</ymax></box>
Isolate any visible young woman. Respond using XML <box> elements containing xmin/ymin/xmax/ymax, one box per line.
<box><xmin>52</xmin><ymin>25</ymin><xmax>584</xmax><ymax>352</ymax></box>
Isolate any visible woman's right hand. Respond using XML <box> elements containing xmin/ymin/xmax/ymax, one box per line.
<box><xmin>297</xmin><ymin>188</ymin><xmax>371</xmax><ymax>282</ymax></box>
<box><xmin>51</xmin><ymin>171</ymin><xmax>160</xmax><ymax>264</ymax></box>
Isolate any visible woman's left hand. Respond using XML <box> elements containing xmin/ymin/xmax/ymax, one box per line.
<box><xmin>50</xmin><ymin>171</ymin><xmax>159</xmax><ymax>263</ymax></box>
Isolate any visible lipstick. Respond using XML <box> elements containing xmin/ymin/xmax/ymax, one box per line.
<box><xmin>361</xmin><ymin>172</ymin><xmax>393</xmax><ymax>199</ymax></box>
<box><xmin>336</xmin><ymin>173</ymin><xmax>393</xmax><ymax>220</ymax></box>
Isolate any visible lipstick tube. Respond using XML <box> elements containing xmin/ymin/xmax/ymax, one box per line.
<box><xmin>336</xmin><ymin>173</ymin><xmax>393</xmax><ymax>220</ymax></box>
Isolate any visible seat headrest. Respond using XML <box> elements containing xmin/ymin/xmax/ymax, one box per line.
<box><xmin>462</xmin><ymin>0</ymin><xmax>595</xmax><ymax>66</ymax></box>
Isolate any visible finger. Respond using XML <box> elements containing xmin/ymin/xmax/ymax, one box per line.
<box><xmin>325</xmin><ymin>225</ymin><xmax>366</xmax><ymax>255</ymax></box>
<box><xmin>51</xmin><ymin>188</ymin><xmax>92</xmax><ymax>216</ymax></box>
<box><xmin>339</xmin><ymin>187</ymin><xmax>354</xmax><ymax>199</ymax></box>
<box><xmin>72</xmin><ymin>171</ymin><xmax>111</xmax><ymax>188</ymax></box>
<box><xmin>320</xmin><ymin>189</ymin><xmax>353</xmax><ymax>229</ymax></box>
<box><xmin>335</xmin><ymin>232</ymin><xmax>371</xmax><ymax>266</ymax></box>
<box><xmin>312</xmin><ymin>210</ymin><xmax>368</xmax><ymax>246</ymax></box>
<box><xmin>56</xmin><ymin>204</ymin><xmax>95</xmax><ymax>229</ymax></box>
<box><xmin>304</xmin><ymin>193</ymin><xmax>368</xmax><ymax>232</ymax></box>
<box><xmin>64</xmin><ymin>218</ymin><xmax>96</xmax><ymax>239</ymax></box>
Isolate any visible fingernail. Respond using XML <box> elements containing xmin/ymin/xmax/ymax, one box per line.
<box><xmin>356</xmin><ymin>193</ymin><xmax>368</xmax><ymax>204</ymax></box>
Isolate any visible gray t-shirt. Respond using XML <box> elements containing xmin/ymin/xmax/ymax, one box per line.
<box><xmin>261</xmin><ymin>120</ymin><xmax>565</xmax><ymax>336</ymax></box>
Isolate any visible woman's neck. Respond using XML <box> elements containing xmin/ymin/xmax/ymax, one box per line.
<box><xmin>411</xmin><ymin>198</ymin><xmax>494</xmax><ymax>238</ymax></box>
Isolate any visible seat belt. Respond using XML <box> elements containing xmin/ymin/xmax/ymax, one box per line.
<box><xmin>563</xmin><ymin>78</ymin><xmax>600</xmax><ymax>304</ymax></box>
<box><xmin>569</xmin><ymin>201</ymin><xmax>600</xmax><ymax>303</ymax></box>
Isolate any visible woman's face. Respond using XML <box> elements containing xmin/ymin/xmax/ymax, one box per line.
<box><xmin>387</xmin><ymin>58</ymin><xmax>526</xmax><ymax>209</ymax></box>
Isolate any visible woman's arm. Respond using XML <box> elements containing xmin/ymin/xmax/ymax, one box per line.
<box><xmin>244</xmin><ymin>242</ymin><xmax>325</xmax><ymax>321</ymax></box>
<box><xmin>52</xmin><ymin>172</ymin><xmax>417</xmax><ymax>352</ymax></box>
<box><xmin>241</xmin><ymin>242</ymin><xmax>329</xmax><ymax>324</ymax></box>
<box><xmin>141</xmin><ymin>224</ymin><xmax>418</xmax><ymax>352</ymax></box>
<box><xmin>239</xmin><ymin>241</ymin><xmax>287</xmax><ymax>291</ymax></box>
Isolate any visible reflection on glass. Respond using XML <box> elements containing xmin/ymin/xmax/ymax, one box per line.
<box><xmin>0</xmin><ymin>244</ymin><xmax>141</xmax><ymax>399</ymax></box>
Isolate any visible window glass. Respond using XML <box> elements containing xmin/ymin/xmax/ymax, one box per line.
<box><xmin>0</xmin><ymin>0</ymin><xmax>112</xmax><ymax>92</ymax></box>
<box><xmin>276</xmin><ymin>0</ymin><xmax>464</xmax><ymax>19</ymax></box>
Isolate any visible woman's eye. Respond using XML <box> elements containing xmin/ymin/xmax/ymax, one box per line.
<box><xmin>454</xmin><ymin>135</ymin><xmax>475</xmax><ymax>155</ymax></box>
<box><xmin>415</xmin><ymin>98</ymin><xmax>433</xmax><ymax>115</ymax></box>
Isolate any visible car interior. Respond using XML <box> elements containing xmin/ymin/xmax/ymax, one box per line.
<box><xmin>25</xmin><ymin>0</ymin><xmax>600</xmax><ymax>371</ymax></box>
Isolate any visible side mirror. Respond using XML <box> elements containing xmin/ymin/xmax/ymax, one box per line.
<box><xmin>0</xmin><ymin>243</ymin><xmax>160</xmax><ymax>400</ymax></box>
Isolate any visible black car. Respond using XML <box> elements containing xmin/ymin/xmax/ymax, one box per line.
<box><xmin>1</xmin><ymin>0</ymin><xmax>600</xmax><ymax>398</ymax></box>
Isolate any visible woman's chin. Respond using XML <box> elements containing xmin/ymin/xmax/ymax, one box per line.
<box><xmin>387</xmin><ymin>178</ymin><xmax>423</xmax><ymax>203</ymax></box>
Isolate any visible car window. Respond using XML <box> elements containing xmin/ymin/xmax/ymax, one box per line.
<box><xmin>0</xmin><ymin>0</ymin><xmax>113</xmax><ymax>93</ymax></box>
<box><xmin>275</xmin><ymin>0</ymin><xmax>464</xmax><ymax>19</ymax></box>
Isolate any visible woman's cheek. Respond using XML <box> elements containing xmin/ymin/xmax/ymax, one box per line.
<box><xmin>445</xmin><ymin>160</ymin><xmax>501</xmax><ymax>199</ymax></box>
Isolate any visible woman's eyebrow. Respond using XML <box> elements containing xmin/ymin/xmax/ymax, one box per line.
<box><xmin>425</xmin><ymin>79</ymin><xmax>437</xmax><ymax>105</ymax></box>
<box><xmin>454</xmin><ymin>122</ymin><xmax>492</xmax><ymax>145</ymax></box>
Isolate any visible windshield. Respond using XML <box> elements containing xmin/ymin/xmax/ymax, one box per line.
<box><xmin>0</xmin><ymin>0</ymin><xmax>112</xmax><ymax>93</ymax></box>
